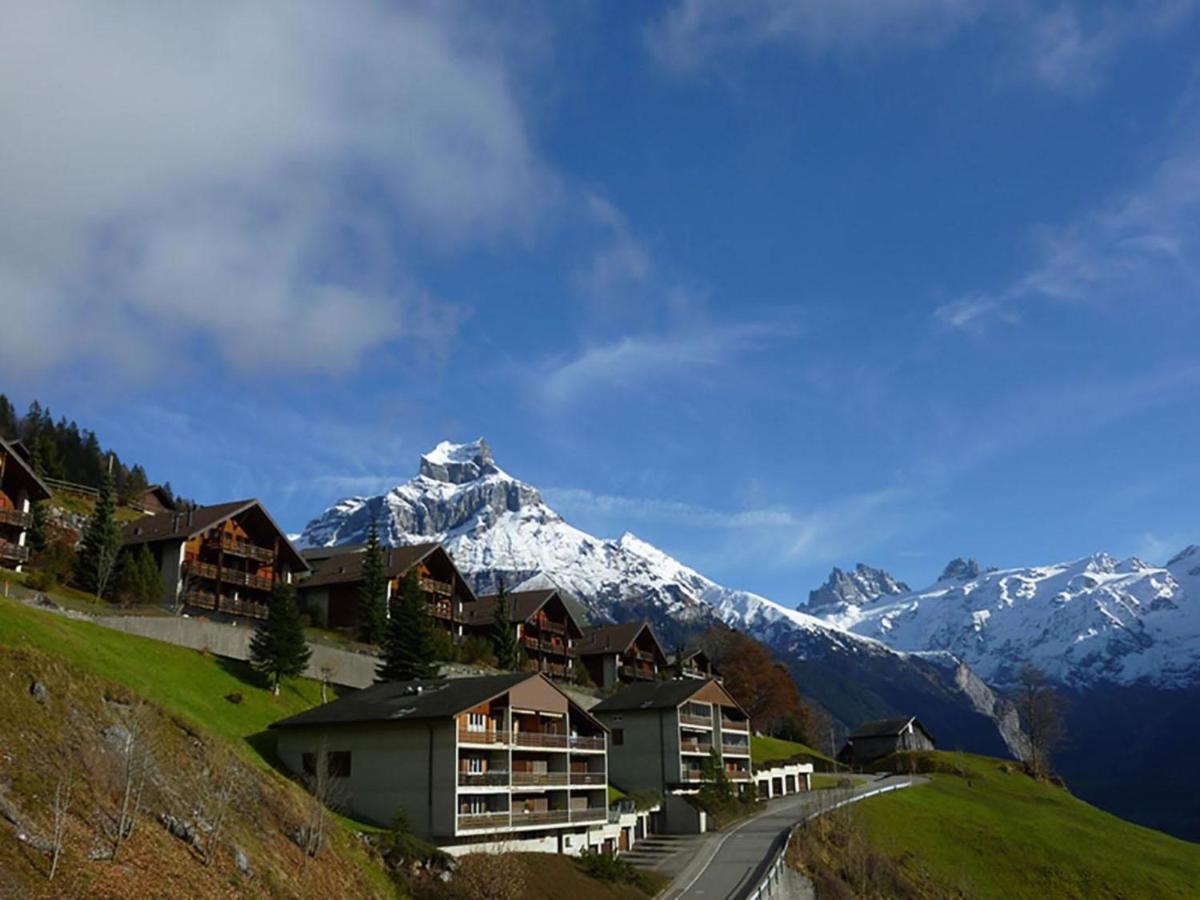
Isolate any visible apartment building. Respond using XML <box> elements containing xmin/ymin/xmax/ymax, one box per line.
<box><xmin>271</xmin><ymin>672</ymin><xmax>613</xmax><ymax>854</ymax></box>
<box><xmin>670</xmin><ymin>647</ymin><xmax>716</xmax><ymax>679</ymax></box>
<box><xmin>575</xmin><ymin>621</ymin><xmax>668</xmax><ymax>688</ymax></box>
<box><xmin>461</xmin><ymin>588</ymin><xmax>584</xmax><ymax>679</ymax></box>
<box><xmin>120</xmin><ymin>499</ymin><xmax>308</xmax><ymax>619</ymax></box>
<box><xmin>591</xmin><ymin>678</ymin><xmax>753</xmax><ymax>797</ymax></box>
<box><xmin>298</xmin><ymin>542</ymin><xmax>476</xmax><ymax>636</ymax></box>
<box><xmin>0</xmin><ymin>436</ymin><xmax>51</xmax><ymax>572</ymax></box>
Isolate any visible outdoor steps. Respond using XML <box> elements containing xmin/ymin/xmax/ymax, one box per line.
<box><xmin>622</xmin><ymin>835</ymin><xmax>706</xmax><ymax>870</ymax></box>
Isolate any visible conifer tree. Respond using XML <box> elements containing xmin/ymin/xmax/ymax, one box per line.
<box><xmin>117</xmin><ymin>544</ymin><xmax>161</xmax><ymax>606</ymax></box>
<box><xmin>356</xmin><ymin>515</ymin><xmax>388</xmax><ymax>644</ymax></box>
<box><xmin>74</xmin><ymin>464</ymin><xmax>121</xmax><ymax>599</ymax></box>
<box><xmin>250</xmin><ymin>582</ymin><xmax>312</xmax><ymax>695</ymax></box>
<box><xmin>27</xmin><ymin>500</ymin><xmax>49</xmax><ymax>555</ymax></box>
<box><xmin>491</xmin><ymin>577</ymin><xmax>522</xmax><ymax>671</ymax></box>
<box><xmin>376</xmin><ymin>571</ymin><xmax>437</xmax><ymax>682</ymax></box>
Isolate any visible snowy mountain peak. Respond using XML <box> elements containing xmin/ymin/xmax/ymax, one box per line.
<box><xmin>418</xmin><ymin>438</ymin><xmax>500</xmax><ymax>485</ymax></box>
<box><xmin>807</xmin><ymin>563</ymin><xmax>909</xmax><ymax>610</ymax></box>
<box><xmin>939</xmin><ymin>557</ymin><xmax>983</xmax><ymax>581</ymax></box>
<box><xmin>1167</xmin><ymin>544</ymin><xmax>1200</xmax><ymax>571</ymax></box>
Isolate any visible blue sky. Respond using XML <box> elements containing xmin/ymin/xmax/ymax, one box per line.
<box><xmin>3</xmin><ymin>1</ymin><xmax>1200</xmax><ymax>604</ymax></box>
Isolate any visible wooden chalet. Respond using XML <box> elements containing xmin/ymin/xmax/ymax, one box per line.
<box><xmin>462</xmin><ymin>588</ymin><xmax>586</xmax><ymax>679</ymax></box>
<box><xmin>121</xmin><ymin>499</ymin><xmax>308</xmax><ymax>620</ymax></box>
<box><xmin>837</xmin><ymin>716</ymin><xmax>936</xmax><ymax>765</ymax></box>
<box><xmin>574</xmin><ymin>621</ymin><xmax>668</xmax><ymax>689</ymax></box>
<box><xmin>670</xmin><ymin>647</ymin><xmax>716</xmax><ymax>679</ymax></box>
<box><xmin>132</xmin><ymin>484</ymin><xmax>176</xmax><ymax>514</ymax></box>
<box><xmin>298</xmin><ymin>543</ymin><xmax>476</xmax><ymax>636</ymax></box>
<box><xmin>0</xmin><ymin>436</ymin><xmax>52</xmax><ymax>572</ymax></box>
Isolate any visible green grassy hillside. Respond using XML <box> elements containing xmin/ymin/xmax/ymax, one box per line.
<box><xmin>790</xmin><ymin>751</ymin><xmax>1200</xmax><ymax>899</ymax></box>
<box><xmin>751</xmin><ymin>734</ymin><xmax>836</xmax><ymax>769</ymax></box>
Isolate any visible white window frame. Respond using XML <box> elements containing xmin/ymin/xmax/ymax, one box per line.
<box><xmin>467</xmin><ymin>712</ymin><xmax>487</xmax><ymax>732</ymax></box>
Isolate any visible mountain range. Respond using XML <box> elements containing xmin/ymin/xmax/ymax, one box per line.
<box><xmin>299</xmin><ymin>438</ymin><xmax>1200</xmax><ymax>840</ymax></box>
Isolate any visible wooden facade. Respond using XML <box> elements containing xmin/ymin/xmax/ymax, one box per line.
<box><xmin>462</xmin><ymin>589</ymin><xmax>585</xmax><ymax>679</ymax></box>
<box><xmin>575</xmin><ymin>621</ymin><xmax>668</xmax><ymax>689</ymax></box>
<box><xmin>0</xmin><ymin>437</ymin><xmax>52</xmax><ymax>572</ymax></box>
<box><xmin>838</xmin><ymin>716</ymin><xmax>936</xmax><ymax>765</ymax></box>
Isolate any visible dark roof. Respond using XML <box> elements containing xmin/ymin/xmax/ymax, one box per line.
<box><xmin>575</xmin><ymin>621</ymin><xmax>665</xmax><ymax>658</ymax></box>
<box><xmin>0</xmin><ymin>435</ymin><xmax>52</xmax><ymax>501</ymax></box>
<box><xmin>591</xmin><ymin>677</ymin><xmax>740</xmax><ymax>714</ymax></box>
<box><xmin>462</xmin><ymin>589</ymin><xmax>585</xmax><ymax>633</ymax></box>
<box><xmin>119</xmin><ymin>499</ymin><xmax>308</xmax><ymax>570</ymax></box>
<box><xmin>848</xmin><ymin>716</ymin><xmax>926</xmax><ymax>740</ymax></box>
<box><xmin>136</xmin><ymin>484</ymin><xmax>176</xmax><ymax>510</ymax></box>
<box><xmin>298</xmin><ymin>542</ymin><xmax>442</xmax><ymax>590</ymax></box>
<box><xmin>270</xmin><ymin>672</ymin><xmax>607</xmax><ymax>734</ymax></box>
<box><xmin>669</xmin><ymin>648</ymin><xmax>711</xmax><ymax>666</ymax></box>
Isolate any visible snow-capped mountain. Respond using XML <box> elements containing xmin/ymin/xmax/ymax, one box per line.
<box><xmin>806</xmin><ymin>563</ymin><xmax>909</xmax><ymax>611</ymax></box>
<box><xmin>299</xmin><ymin>439</ymin><xmax>1023</xmax><ymax>755</ymax></box>
<box><xmin>817</xmin><ymin>550</ymin><xmax>1200</xmax><ymax>689</ymax></box>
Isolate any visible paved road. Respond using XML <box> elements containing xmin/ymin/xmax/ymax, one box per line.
<box><xmin>664</xmin><ymin>775</ymin><xmax>920</xmax><ymax>900</ymax></box>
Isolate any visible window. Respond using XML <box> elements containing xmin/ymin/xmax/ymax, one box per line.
<box><xmin>467</xmin><ymin>756</ymin><xmax>484</xmax><ymax>774</ymax></box>
<box><xmin>463</xmin><ymin>797</ymin><xmax>487</xmax><ymax>815</ymax></box>
<box><xmin>301</xmin><ymin>750</ymin><xmax>352</xmax><ymax>778</ymax></box>
<box><xmin>467</xmin><ymin>712</ymin><xmax>487</xmax><ymax>733</ymax></box>
<box><xmin>612</xmin><ymin>728</ymin><xmax>624</xmax><ymax>746</ymax></box>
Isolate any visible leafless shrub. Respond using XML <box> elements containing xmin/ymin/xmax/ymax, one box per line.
<box><xmin>47</xmin><ymin>767</ymin><xmax>75</xmax><ymax>881</ymax></box>
<box><xmin>451</xmin><ymin>852</ymin><xmax>527</xmax><ymax>900</ymax></box>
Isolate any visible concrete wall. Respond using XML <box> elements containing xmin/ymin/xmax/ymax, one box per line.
<box><xmin>597</xmin><ymin>708</ymin><xmax>672</xmax><ymax>794</ymax></box>
<box><xmin>661</xmin><ymin>793</ymin><xmax>705</xmax><ymax>835</ymax></box>
<box><xmin>91</xmin><ymin>614</ymin><xmax>380</xmax><ymax>688</ymax></box>
<box><xmin>276</xmin><ymin>720</ymin><xmax>456</xmax><ymax>837</ymax></box>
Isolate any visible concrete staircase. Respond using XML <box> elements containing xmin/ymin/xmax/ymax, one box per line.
<box><xmin>622</xmin><ymin>834</ymin><xmax>707</xmax><ymax>875</ymax></box>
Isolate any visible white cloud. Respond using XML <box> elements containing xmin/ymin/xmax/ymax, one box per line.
<box><xmin>572</xmin><ymin>194</ymin><xmax>652</xmax><ymax>299</ymax></box>
<box><xmin>544</xmin><ymin>487</ymin><xmax>798</xmax><ymax>529</ymax></box>
<box><xmin>937</xmin><ymin>108</ymin><xmax>1200</xmax><ymax>331</ymax></box>
<box><xmin>645</xmin><ymin>0</ymin><xmax>1194</xmax><ymax>93</ymax></box>
<box><xmin>0</xmin><ymin>2</ymin><xmax>552</xmax><ymax>377</ymax></box>
<box><xmin>537</xmin><ymin>320</ymin><xmax>788</xmax><ymax>405</ymax></box>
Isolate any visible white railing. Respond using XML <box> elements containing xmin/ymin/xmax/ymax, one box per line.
<box><xmin>744</xmin><ymin>780</ymin><xmax>915</xmax><ymax>900</ymax></box>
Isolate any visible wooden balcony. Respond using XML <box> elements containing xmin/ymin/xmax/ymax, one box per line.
<box><xmin>216</xmin><ymin>534</ymin><xmax>275</xmax><ymax>564</ymax></box>
<box><xmin>569</xmin><ymin>772</ymin><xmax>606</xmax><ymax>786</ymax></box>
<box><xmin>680</xmin><ymin>738</ymin><xmax>713</xmax><ymax>754</ymax></box>
<box><xmin>720</xmin><ymin>717</ymin><xmax>749</xmax><ymax>733</ymax></box>
<box><xmin>428</xmin><ymin>600</ymin><xmax>455</xmax><ymax>620</ymax></box>
<box><xmin>458</xmin><ymin>771</ymin><xmax>510</xmax><ymax>788</ymax></box>
<box><xmin>0</xmin><ymin>508</ymin><xmax>31</xmax><ymax>529</ymax></box>
<box><xmin>721</xmin><ymin>743</ymin><xmax>751</xmax><ymax>757</ymax></box>
<box><xmin>511</xmin><ymin>771</ymin><xmax>569</xmax><ymax>787</ymax></box>
<box><xmin>523</xmin><ymin>634</ymin><xmax>540</xmax><ymax>650</ymax></box>
<box><xmin>457</xmin><ymin>812</ymin><xmax>511</xmax><ymax>831</ymax></box>
<box><xmin>726</xmin><ymin>770</ymin><xmax>752</xmax><ymax>781</ymax></box>
<box><xmin>182</xmin><ymin>591</ymin><xmax>268</xmax><ymax>620</ymax></box>
<box><xmin>541</xmin><ymin>661</ymin><xmax>568</xmax><ymax>678</ymax></box>
<box><xmin>182</xmin><ymin>590</ymin><xmax>218</xmax><ymax>611</ymax></box>
<box><xmin>419</xmin><ymin>576</ymin><xmax>453</xmax><ymax>597</ymax></box>
<box><xmin>632</xmin><ymin>649</ymin><xmax>657</xmax><ymax>663</ymax></box>
<box><xmin>183</xmin><ymin>559</ymin><xmax>274</xmax><ymax>592</ymax></box>
<box><xmin>0</xmin><ymin>540</ymin><xmax>29</xmax><ymax>563</ymax></box>
<box><xmin>619</xmin><ymin>665</ymin><xmax>656</xmax><ymax>681</ymax></box>
<box><xmin>513</xmin><ymin>809</ymin><xmax>570</xmax><ymax>827</ymax></box>
<box><xmin>459</xmin><ymin>729</ymin><xmax>509</xmax><ymax>746</ymax></box>
<box><xmin>538</xmin><ymin>620</ymin><xmax>566</xmax><ymax>635</ymax></box>
<box><xmin>680</xmin><ymin>770</ymin><xmax>705</xmax><ymax>783</ymax></box>
<box><xmin>513</xmin><ymin>731</ymin><xmax>568</xmax><ymax>749</ymax></box>
<box><xmin>679</xmin><ymin>712</ymin><xmax>712</xmax><ymax>728</ymax></box>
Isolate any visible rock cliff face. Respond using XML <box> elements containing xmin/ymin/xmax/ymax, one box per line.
<box><xmin>806</xmin><ymin>564</ymin><xmax>909</xmax><ymax>611</ymax></box>
<box><xmin>298</xmin><ymin>440</ymin><xmax>1020</xmax><ymax>756</ymax></box>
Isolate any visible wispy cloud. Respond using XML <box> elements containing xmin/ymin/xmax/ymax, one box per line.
<box><xmin>573</xmin><ymin>193</ymin><xmax>653</xmax><ymax>299</ymax></box>
<box><xmin>544</xmin><ymin>487</ymin><xmax>798</xmax><ymax>530</ymax></box>
<box><xmin>536</xmin><ymin>319</ymin><xmax>791</xmax><ymax>406</ymax></box>
<box><xmin>645</xmin><ymin>0</ymin><xmax>1194</xmax><ymax>94</ymax></box>
<box><xmin>0</xmin><ymin>2</ymin><xmax>553</xmax><ymax>378</ymax></box>
<box><xmin>936</xmin><ymin>101</ymin><xmax>1200</xmax><ymax>331</ymax></box>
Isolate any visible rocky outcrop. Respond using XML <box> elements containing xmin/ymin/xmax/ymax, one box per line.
<box><xmin>807</xmin><ymin>564</ymin><xmax>909</xmax><ymax>610</ymax></box>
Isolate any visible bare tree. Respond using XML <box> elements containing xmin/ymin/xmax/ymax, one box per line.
<box><xmin>319</xmin><ymin>663</ymin><xmax>336</xmax><ymax>704</ymax></box>
<box><xmin>300</xmin><ymin>742</ymin><xmax>344</xmax><ymax>862</ymax></box>
<box><xmin>111</xmin><ymin>702</ymin><xmax>156</xmax><ymax>860</ymax></box>
<box><xmin>1013</xmin><ymin>662</ymin><xmax>1066</xmax><ymax>778</ymax></box>
<box><xmin>47</xmin><ymin>768</ymin><xmax>75</xmax><ymax>881</ymax></box>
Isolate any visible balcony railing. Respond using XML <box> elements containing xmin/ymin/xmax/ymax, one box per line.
<box><xmin>0</xmin><ymin>540</ymin><xmax>30</xmax><ymax>563</ymax></box>
<box><xmin>511</xmin><ymin>771</ymin><xmax>569</xmax><ymax>787</ymax></box>
<box><xmin>459</xmin><ymin>729</ymin><xmax>509</xmax><ymax>746</ymax></box>
<box><xmin>182</xmin><ymin>590</ymin><xmax>218</xmax><ymax>611</ymax></box>
<box><xmin>720</xmin><ymin>717</ymin><xmax>750</xmax><ymax>732</ymax></box>
<box><xmin>428</xmin><ymin>600</ymin><xmax>455</xmax><ymax>620</ymax></box>
<box><xmin>523</xmin><ymin>634</ymin><xmax>540</xmax><ymax>650</ymax></box>
<box><xmin>619</xmin><ymin>665</ymin><xmax>655</xmax><ymax>681</ymax></box>
<box><xmin>541</xmin><ymin>662</ymin><xmax>568</xmax><ymax>678</ymax></box>
<box><xmin>513</xmin><ymin>810</ymin><xmax>570</xmax><ymax>826</ymax></box>
<box><xmin>727</xmin><ymin>770</ymin><xmax>752</xmax><ymax>781</ymax></box>
<box><xmin>632</xmin><ymin>649</ymin><xmax>657</xmax><ymax>663</ymax></box>
<box><xmin>217</xmin><ymin>534</ymin><xmax>275</xmax><ymax>564</ymax></box>
<box><xmin>679</xmin><ymin>712</ymin><xmax>712</xmax><ymax>728</ymax></box>
<box><xmin>0</xmin><ymin>508</ymin><xmax>32</xmax><ymax>529</ymax></box>
<box><xmin>680</xmin><ymin>770</ymin><xmax>705</xmax><ymax>783</ymax></box>
<box><xmin>571</xmin><ymin>808</ymin><xmax>607</xmax><ymax>824</ymax></box>
<box><xmin>216</xmin><ymin>596</ymin><xmax>269</xmax><ymax>620</ymax></box>
<box><xmin>419</xmin><ymin>576</ymin><xmax>453</xmax><ymax>597</ymax></box>
<box><xmin>569</xmin><ymin>734</ymin><xmax>606</xmax><ymax>751</ymax></box>
<box><xmin>183</xmin><ymin>559</ymin><xmax>274</xmax><ymax>592</ymax></box>
<box><xmin>680</xmin><ymin>739</ymin><xmax>713</xmax><ymax>754</ymax></box>
<box><xmin>538</xmin><ymin>620</ymin><xmax>566</xmax><ymax>635</ymax></box>
<box><xmin>458</xmin><ymin>771</ymin><xmax>510</xmax><ymax>788</ymax></box>
<box><xmin>722</xmin><ymin>743</ymin><xmax>751</xmax><ymax>757</ymax></box>
<box><xmin>513</xmin><ymin>731</ymin><xmax>568</xmax><ymax>749</ymax></box>
<box><xmin>569</xmin><ymin>772</ymin><xmax>606</xmax><ymax>786</ymax></box>
<box><xmin>457</xmin><ymin>812</ymin><xmax>511</xmax><ymax>831</ymax></box>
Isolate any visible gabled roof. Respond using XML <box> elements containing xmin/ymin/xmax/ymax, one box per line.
<box><xmin>270</xmin><ymin>672</ymin><xmax>607</xmax><ymax>733</ymax></box>
<box><xmin>848</xmin><ymin>716</ymin><xmax>932</xmax><ymax>741</ymax></box>
<box><xmin>119</xmin><ymin>499</ymin><xmax>308</xmax><ymax>570</ymax></box>
<box><xmin>669</xmin><ymin>648</ymin><xmax>712</xmax><ymax>667</ymax></box>
<box><xmin>0</xmin><ymin>435</ymin><xmax>52</xmax><ymax>501</ymax></box>
<box><xmin>591</xmin><ymin>677</ymin><xmax>745</xmax><ymax>715</ymax></box>
<box><xmin>575</xmin><ymin>621</ymin><xmax>666</xmax><ymax>660</ymax></box>
<box><xmin>136</xmin><ymin>484</ymin><xmax>176</xmax><ymax>510</ymax></box>
<box><xmin>297</xmin><ymin>542</ymin><xmax>469</xmax><ymax>595</ymax></box>
<box><xmin>463</xmin><ymin>589</ymin><xmax>586</xmax><ymax>635</ymax></box>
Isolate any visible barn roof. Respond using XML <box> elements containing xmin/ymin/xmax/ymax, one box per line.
<box><xmin>575</xmin><ymin>621</ymin><xmax>666</xmax><ymax>660</ymax></box>
<box><xmin>591</xmin><ymin>677</ymin><xmax>745</xmax><ymax>715</ymax></box>
<box><xmin>848</xmin><ymin>716</ymin><xmax>934</xmax><ymax>742</ymax></box>
<box><xmin>299</xmin><ymin>542</ymin><xmax>443</xmax><ymax>590</ymax></box>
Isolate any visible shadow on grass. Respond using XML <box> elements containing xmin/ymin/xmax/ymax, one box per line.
<box><xmin>215</xmin><ymin>654</ymin><xmax>270</xmax><ymax>691</ymax></box>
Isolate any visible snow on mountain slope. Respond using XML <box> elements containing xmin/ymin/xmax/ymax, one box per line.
<box><xmin>821</xmin><ymin>551</ymin><xmax>1200</xmax><ymax>689</ymax></box>
<box><xmin>806</xmin><ymin>563</ymin><xmax>909</xmax><ymax>611</ymax></box>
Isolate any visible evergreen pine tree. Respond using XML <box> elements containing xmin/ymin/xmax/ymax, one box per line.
<box><xmin>74</xmin><ymin>464</ymin><xmax>121</xmax><ymax>599</ymax></box>
<box><xmin>356</xmin><ymin>515</ymin><xmax>388</xmax><ymax>644</ymax></box>
<box><xmin>250</xmin><ymin>582</ymin><xmax>312</xmax><ymax>695</ymax></box>
<box><xmin>376</xmin><ymin>571</ymin><xmax>437</xmax><ymax>682</ymax></box>
<box><xmin>27</xmin><ymin>500</ymin><xmax>48</xmax><ymax>555</ymax></box>
<box><xmin>117</xmin><ymin>544</ymin><xmax>161</xmax><ymax>606</ymax></box>
<box><xmin>491</xmin><ymin>577</ymin><xmax>522</xmax><ymax>671</ymax></box>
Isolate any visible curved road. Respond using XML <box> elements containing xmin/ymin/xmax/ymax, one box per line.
<box><xmin>664</xmin><ymin>775</ymin><xmax>920</xmax><ymax>900</ymax></box>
